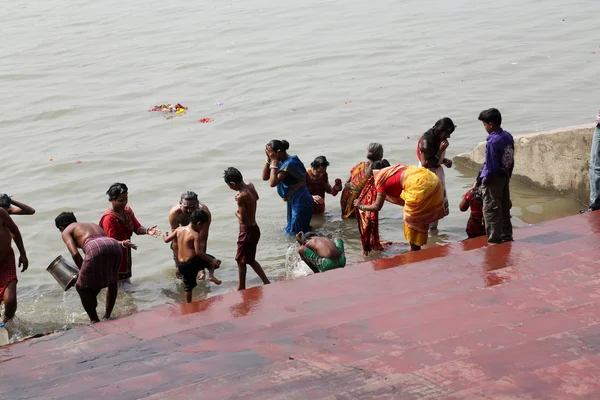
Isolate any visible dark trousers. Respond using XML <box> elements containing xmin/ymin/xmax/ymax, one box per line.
<box><xmin>482</xmin><ymin>175</ymin><xmax>513</xmax><ymax>243</ymax></box>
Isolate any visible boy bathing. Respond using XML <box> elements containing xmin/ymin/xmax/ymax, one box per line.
<box><xmin>223</xmin><ymin>167</ymin><xmax>270</xmax><ymax>291</ymax></box>
<box><xmin>163</xmin><ymin>210</ymin><xmax>221</xmax><ymax>303</ymax></box>
<box><xmin>296</xmin><ymin>232</ymin><xmax>346</xmax><ymax>274</ymax></box>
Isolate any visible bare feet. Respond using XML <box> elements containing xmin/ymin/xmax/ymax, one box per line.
<box><xmin>209</xmin><ymin>277</ymin><xmax>222</xmax><ymax>285</ymax></box>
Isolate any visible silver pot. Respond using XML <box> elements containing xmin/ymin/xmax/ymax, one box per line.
<box><xmin>47</xmin><ymin>255</ymin><xmax>79</xmax><ymax>291</ymax></box>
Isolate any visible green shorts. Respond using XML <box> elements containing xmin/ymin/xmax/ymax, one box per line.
<box><xmin>303</xmin><ymin>239</ymin><xmax>346</xmax><ymax>272</ymax></box>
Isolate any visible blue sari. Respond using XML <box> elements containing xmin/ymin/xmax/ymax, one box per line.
<box><xmin>276</xmin><ymin>155</ymin><xmax>314</xmax><ymax>235</ymax></box>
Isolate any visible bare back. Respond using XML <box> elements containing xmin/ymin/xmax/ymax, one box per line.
<box><xmin>0</xmin><ymin>209</ymin><xmax>13</xmax><ymax>260</ymax></box>
<box><xmin>174</xmin><ymin>226</ymin><xmax>202</xmax><ymax>263</ymax></box>
<box><xmin>236</xmin><ymin>183</ymin><xmax>258</xmax><ymax>228</ymax></box>
<box><xmin>306</xmin><ymin>237</ymin><xmax>340</xmax><ymax>259</ymax></box>
<box><xmin>65</xmin><ymin>223</ymin><xmax>106</xmax><ymax>249</ymax></box>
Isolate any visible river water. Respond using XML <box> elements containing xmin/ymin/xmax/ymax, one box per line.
<box><xmin>1</xmin><ymin>0</ymin><xmax>597</xmax><ymax>339</ymax></box>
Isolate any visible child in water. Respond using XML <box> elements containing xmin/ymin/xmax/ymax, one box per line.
<box><xmin>459</xmin><ymin>172</ymin><xmax>486</xmax><ymax>239</ymax></box>
<box><xmin>305</xmin><ymin>156</ymin><xmax>343</xmax><ymax>215</ymax></box>
<box><xmin>163</xmin><ymin>210</ymin><xmax>221</xmax><ymax>303</ymax></box>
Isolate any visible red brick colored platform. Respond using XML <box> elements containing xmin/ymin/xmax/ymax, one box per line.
<box><xmin>2</xmin><ymin>213</ymin><xmax>600</xmax><ymax>399</ymax></box>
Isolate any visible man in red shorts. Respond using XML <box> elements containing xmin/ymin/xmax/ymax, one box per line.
<box><xmin>0</xmin><ymin>208</ymin><xmax>28</xmax><ymax>322</ymax></box>
<box><xmin>224</xmin><ymin>167</ymin><xmax>270</xmax><ymax>291</ymax></box>
<box><xmin>55</xmin><ymin>212</ymin><xmax>124</xmax><ymax>323</ymax></box>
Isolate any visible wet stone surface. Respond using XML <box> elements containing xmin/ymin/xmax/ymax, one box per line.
<box><xmin>1</xmin><ymin>212</ymin><xmax>600</xmax><ymax>399</ymax></box>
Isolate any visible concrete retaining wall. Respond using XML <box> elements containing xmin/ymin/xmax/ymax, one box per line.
<box><xmin>453</xmin><ymin>124</ymin><xmax>596</xmax><ymax>204</ymax></box>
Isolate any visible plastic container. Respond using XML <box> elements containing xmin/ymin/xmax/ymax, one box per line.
<box><xmin>0</xmin><ymin>323</ymin><xmax>9</xmax><ymax>346</ymax></box>
<box><xmin>47</xmin><ymin>255</ymin><xmax>79</xmax><ymax>291</ymax></box>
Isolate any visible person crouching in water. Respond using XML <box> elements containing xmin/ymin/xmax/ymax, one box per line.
<box><xmin>459</xmin><ymin>172</ymin><xmax>486</xmax><ymax>239</ymax></box>
<box><xmin>296</xmin><ymin>232</ymin><xmax>346</xmax><ymax>273</ymax></box>
<box><xmin>55</xmin><ymin>212</ymin><xmax>122</xmax><ymax>323</ymax></box>
<box><xmin>163</xmin><ymin>210</ymin><xmax>221</xmax><ymax>303</ymax></box>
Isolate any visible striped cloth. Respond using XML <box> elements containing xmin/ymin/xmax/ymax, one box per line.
<box><xmin>0</xmin><ymin>248</ymin><xmax>17</xmax><ymax>299</ymax></box>
<box><xmin>76</xmin><ymin>236</ymin><xmax>122</xmax><ymax>291</ymax></box>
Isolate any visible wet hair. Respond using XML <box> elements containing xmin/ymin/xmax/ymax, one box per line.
<box><xmin>268</xmin><ymin>140</ymin><xmax>290</xmax><ymax>152</ymax></box>
<box><xmin>223</xmin><ymin>167</ymin><xmax>243</xmax><ymax>184</ymax></box>
<box><xmin>55</xmin><ymin>212</ymin><xmax>77</xmax><ymax>229</ymax></box>
<box><xmin>478</xmin><ymin>108</ymin><xmax>502</xmax><ymax>126</ymax></box>
<box><xmin>106</xmin><ymin>182</ymin><xmax>128</xmax><ymax>200</ymax></box>
<box><xmin>299</xmin><ymin>232</ymin><xmax>318</xmax><ymax>244</ymax></box>
<box><xmin>432</xmin><ymin>117</ymin><xmax>456</xmax><ymax>135</ymax></box>
<box><xmin>180</xmin><ymin>191</ymin><xmax>198</xmax><ymax>202</ymax></box>
<box><xmin>0</xmin><ymin>194</ymin><xmax>10</xmax><ymax>209</ymax></box>
<box><xmin>370</xmin><ymin>159</ymin><xmax>391</xmax><ymax>172</ymax></box>
<box><xmin>190</xmin><ymin>209</ymin><xmax>209</xmax><ymax>225</ymax></box>
<box><xmin>310</xmin><ymin>156</ymin><xmax>330</xmax><ymax>169</ymax></box>
<box><xmin>366</xmin><ymin>143</ymin><xmax>384</xmax><ymax>161</ymax></box>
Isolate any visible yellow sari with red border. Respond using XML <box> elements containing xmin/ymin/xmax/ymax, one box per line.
<box><xmin>357</xmin><ymin>165</ymin><xmax>445</xmax><ymax>253</ymax></box>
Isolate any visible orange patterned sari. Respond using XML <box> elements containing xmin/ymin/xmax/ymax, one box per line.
<box><xmin>340</xmin><ymin>161</ymin><xmax>370</xmax><ymax>219</ymax></box>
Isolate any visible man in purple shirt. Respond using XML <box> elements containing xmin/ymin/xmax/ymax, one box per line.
<box><xmin>478</xmin><ymin>108</ymin><xmax>515</xmax><ymax>244</ymax></box>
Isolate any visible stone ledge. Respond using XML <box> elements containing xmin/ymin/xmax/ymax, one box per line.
<box><xmin>454</xmin><ymin>124</ymin><xmax>596</xmax><ymax>203</ymax></box>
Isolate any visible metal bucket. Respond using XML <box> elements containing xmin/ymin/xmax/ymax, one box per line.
<box><xmin>47</xmin><ymin>255</ymin><xmax>79</xmax><ymax>291</ymax></box>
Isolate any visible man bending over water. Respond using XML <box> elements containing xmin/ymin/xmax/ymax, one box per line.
<box><xmin>55</xmin><ymin>212</ymin><xmax>124</xmax><ymax>323</ymax></box>
<box><xmin>0</xmin><ymin>208</ymin><xmax>28</xmax><ymax>322</ymax></box>
<box><xmin>163</xmin><ymin>210</ymin><xmax>222</xmax><ymax>303</ymax></box>
<box><xmin>296</xmin><ymin>232</ymin><xmax>346</xmax><ymax>274</ymax></box>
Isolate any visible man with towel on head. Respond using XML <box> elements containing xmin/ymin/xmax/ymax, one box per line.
<box><xmin>55</xmin><ymin>212</ymin><xmax>128</xmax><ymax>323</ymax></box>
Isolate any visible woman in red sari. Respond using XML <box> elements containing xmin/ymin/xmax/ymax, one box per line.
<box><xmin>99</xmin><ymin>183</ymin><xmax>160</xmax><ymax>289</ymax></box>
<box><xmin>306</xmin><ymin>156</ymin><xmax>342</xmax><ymax>215</ymax></box>
<box><xmin>340</xmin><ymin>143</ymin><xmax>384</xmax><ymax>218</ymax></box>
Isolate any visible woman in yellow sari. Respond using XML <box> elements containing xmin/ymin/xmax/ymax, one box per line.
<box><xmin>354</xmin><ymin>163</ymin><xmax>446</xmax><ymax>252</ymax></box>
<box><xmin>340</xmin><ymin>143</ymin><xmax>384</xmax><ymax>218</ymax></box>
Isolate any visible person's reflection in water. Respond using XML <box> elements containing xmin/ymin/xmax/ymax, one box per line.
<box><xmin>229</xmin><ymin>286</ymin><xmax>264</xmax><ymax>319</ymax></box>
<box><xmin>482</xmin><ymin>241</ymin><xmax>517</xmax><ymax>287</ymax></box>
<box><xmin>180</xmin><ymin>294</ymin><xmax>222</xmax><ymax>316</ymax></box>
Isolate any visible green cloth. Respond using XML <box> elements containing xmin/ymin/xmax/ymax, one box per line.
<box><xmin>303</xmin><ymin>239</ymin><xmax>346</xmax><ymax>272</ymax></box>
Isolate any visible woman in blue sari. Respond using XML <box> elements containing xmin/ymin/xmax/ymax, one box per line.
<box><xmin>262</xmin><ymin>140</ymin><xmax>314</xmax><ymax>235</ymax></box>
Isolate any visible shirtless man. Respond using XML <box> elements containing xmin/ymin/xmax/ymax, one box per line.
<box><xmin>55</xmin><ymin>212</ymin><xmax>125</xmax><ymax>323</ymax></box>
<box><xmin>224</xmin><ymin>167</ymin><xmax>270</xmax><ymax>291</ymax></box>
<box><xmin>296</xmin><ymin>232</ymin><xmax>346</xmax><ymax>274</ymax></box>
<box><xmin>168</xmin><ymin>191</ymin><xmax>211</xmax><ymax>278</ymax></box>
<box><xmin>0</xmin><ymin>208</ymin><xmax>28</xmax><ymax>322</ymax></box>
<box><xmin>0</xmin><ymin>194</ymin><xmax>35</xmax><ymax>215</ymax></box>
<box><xmin>163</xmin><ymin>210</ymin><xmax>221</xmax><ymax>303</ymax></box>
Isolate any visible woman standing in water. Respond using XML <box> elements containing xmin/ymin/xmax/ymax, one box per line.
<box><xmin>340</xmin><ymin>143</ymin><xmax>384</xmax><ymax>219</ymax></box>
<box><xmin>306</xmin><ymin>156</ymin><xmax>342</xmax><ymax>215</ymax></box>
<box><xmin>99</xmin><ymin>183</ymin><xmax>161</xmax><ymax>290</ymax></box>
<box><xmin>354</xmin><ymin>163</ymin><xmax>445</xmax><ymax>252</ymax></box>
<box><xmin>262</xmin><ymin>140</ymin><xmax>314</xmax><ymax>235</ymax></box>
<box><xmin>416</xmin><ymin>117</ymin><xmax>455</xmax><ymax>230</ymax></box>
